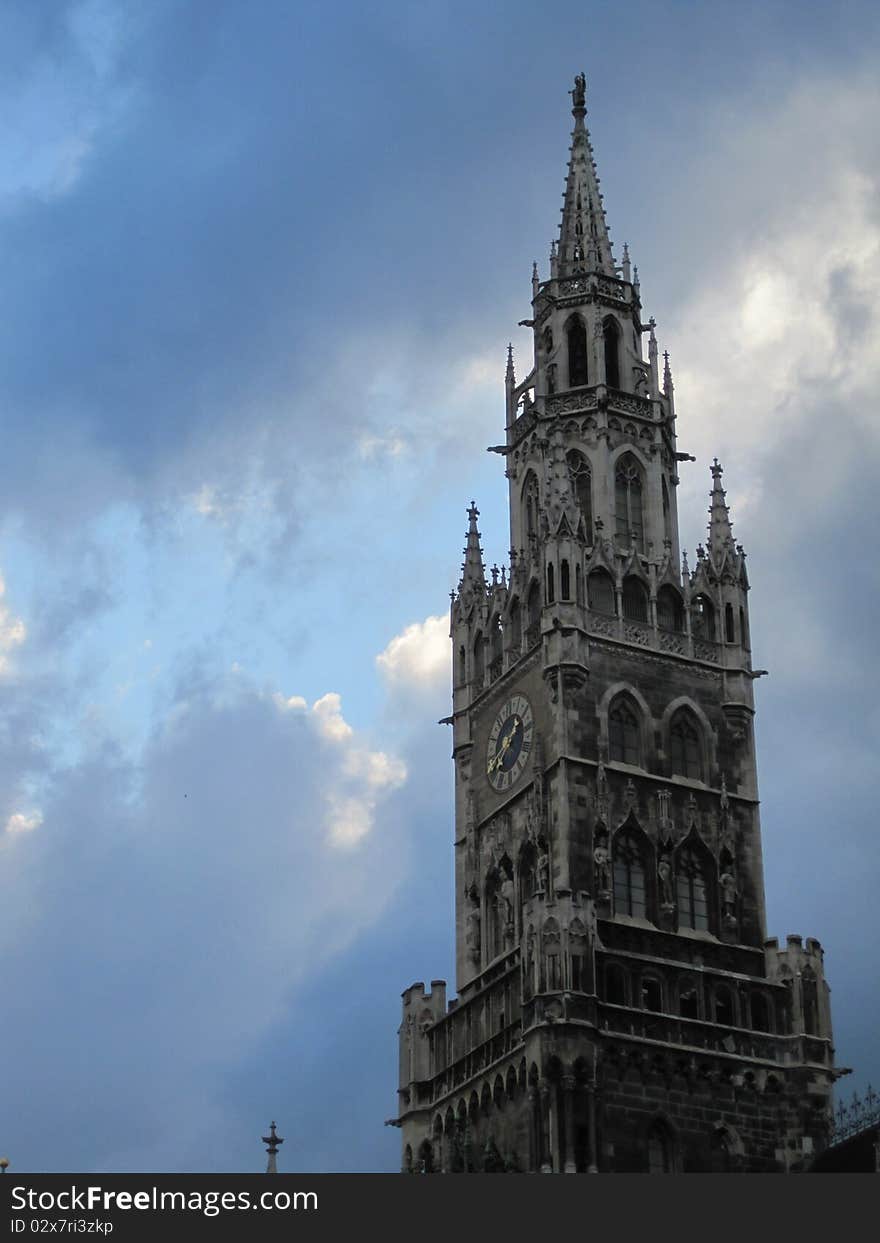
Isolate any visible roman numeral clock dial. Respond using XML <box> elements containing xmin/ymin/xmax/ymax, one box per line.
<box><xmin>486</xmin><ymin>695</ymin><xmax>534</xmax><ymax>792</ymax></box>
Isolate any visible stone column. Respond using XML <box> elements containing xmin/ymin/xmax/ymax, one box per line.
<box><xmin>562</xmin><ymin>1075</ymin><xmax>577</xmax><ymax>1173</ymax></box>
<box><xmin>540</xmin><ymin>1083</ymin><xmax>553</xmax><ymax>1173</ymax></box>
<box><xmin>586</xmin><ymin>1085</ymin><xmax>599</xmax><ymax>1173</ymax></box>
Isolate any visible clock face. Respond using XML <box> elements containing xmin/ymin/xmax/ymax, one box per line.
<box><xmin>486</xmin><ymin>694</ymin><xmax>534</xmax><ymax>792</ymax></box>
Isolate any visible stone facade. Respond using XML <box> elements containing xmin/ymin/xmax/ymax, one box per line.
<box><xmin>394</xmin><ymin>76</ymin><xmax>838</xmax><ymax>1174</ymax></box>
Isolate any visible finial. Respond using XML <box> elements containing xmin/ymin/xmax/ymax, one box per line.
<box><xmin>633</xmin><ymin>264</ymin><xmax>640</xmax><ymax>290</ymax></box>
<box><xmin>711</xmin><ymin>457</ymin><xmax>723</xmax><ymax>479</ymax></box>
<box><xmin>532</xmin><ymin>261</ymin><xmax>539</xmax><ymax>296</ymax></box>
<box><xmin>506</xmin><ymin>342</ymin><xmax>515</xmax><ymax>382</ymax></box>
<box><xmin>262</xmin><ymin>1121</ymin><xmax>284</xmax><ymax>1174</ymax></box>
<box><xmin>622</xmin><ymin>242</ymin><xmax>631</xmax><ymax>282</ymax></box>
<box><xmin>570</xmin><ymin>72</ymin><xmax>586</xmax><ymax>116</ymax></box>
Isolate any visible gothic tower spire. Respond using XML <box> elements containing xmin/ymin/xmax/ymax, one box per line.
<box><xmin>707</xmin><ymin>459</ymin><xmax>735</xmax><ymax>559</ymax></box>
<box><xmin>557</xmin><ymin>72</ymin><xmax>614</xmax><ymax>278</ymax></box>
<box><xmin>459</xmin><ymin>502</ymin><xmax>486</xmax><ymax>594</ymax></box>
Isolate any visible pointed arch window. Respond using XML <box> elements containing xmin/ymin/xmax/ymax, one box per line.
<box><xmin>603</xmin><ymin>317</ymin><xmax>621</xmax><ymax>389</ymax></box>
<box><xmin>609</xmin><ymin>695</ymin><xmax>641</xmax><ymax>766</ymax></box>
<box><xmin>522</xmin><ymin>473</ymin><xmax>539</xmax><ymax>544</ymax></box>
<box><xmin>669</xmin><ymin>709</ymin><xmax>702</xmax><ymax>780</ymax></box>
<box><xmin>613</xmin><ymin>830</ymin><xmax>647</xmax><ymax>918</ymax></box>
<box><xmin>560</xmin><ymin>560</ymin><xmax>570</xmax><ymax>600</ymax></box>
<box><xmin>547</xmin><ymin>561</ymin><xmax>555</xmax><ymax>604</ymax></box>
<box><xmin>526</xmin><ymin>580</ymin><xmax>541</xmax><ymax>647</ymax></box>
<box><xmin>657</xmin><ymin>585</ymin><xmax>684</xmax><ymax>632</ymax></box>
<box><xmin>508</xmin><ymin>598</ymin><xmax>521</xmax><ymax>651</ymax></box>
<box><xmin>472</xmin><ymin>633</ymin><xmax>484</xmax><ymax>686</ymax></box>
<box><xmin>662</xmin><ymin>476</ymin><xmax>671</xmax><ymax>543</ymax></box>
<box><xmin>677</xmin><ymin>848</ymin><xmax>710</xmax><ymax>932</ymax></box>
<box><xmin>622</xmin><ymin>576</ymin><xmax>648</xmax><ymax>623</ymax></box>
<box><xmin>725</xmin><ymin>602</ymin><xmax>735</xmax><ymax>643</ymax></box>
<box><xmin>566</xmin><ymin>450</ymin><xmax>593</xmax><ymax>541</ymax></box>
<box><xmin>692</xmin><ymin>594</ymin><xmax>715</xmax><ymax>640</ymax></box>
<box><xmin>567</xmin><ymin>317</ymin><xmax>589</xmax><ymax>387</ymax></box>
<box><xmin>587</xmin><ymin>568</ymin><xmax>615</xmax><ymax>615</ymax></box>
<box><xmin>615</xmin><ymin>455</ymin><xmax>644</xmax><ymax>551</ymax></box>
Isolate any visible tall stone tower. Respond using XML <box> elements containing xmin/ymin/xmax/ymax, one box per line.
<box><xmin>395</xmin><ymin>75</ymin><xmax>837</xmax><ymax>1173</ymax></box>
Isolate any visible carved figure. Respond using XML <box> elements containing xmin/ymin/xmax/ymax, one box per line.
<box><xmin>593</xmin><ymin>828</ymin><xmax>610</xmax><ymax>893</ymax></box>
<box><xmin>720</xmin><ymin>871</ymin><xmax>737</xmax><ymax>921</ymax></box>
<box><xmin>536</xmin><ymin>843</ymin><xmax>550</xmax><ymax>893</ymax></box>
<box><xmin>466</xmin><ymin>908</ymin><xmax>481</xmax><ymax>965</ymax></box>
<box><xmin>572</xmin><ymin>74</ymin><xmax>586</xmax><ymax>108</ymax></box>
<box><xmin>658</xmin><ymin>854</ymin><xmax>675</xmax><ymax>907</ymax></box>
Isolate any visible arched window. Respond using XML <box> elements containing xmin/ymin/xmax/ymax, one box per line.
<box><xmin>522</xmin><ymin>473</ymin><xmax>539</xmax><ymax>543</ymax></box>
<box><xmin>560</xmin><ymin>559</ymin><xmax>570</xmax><ymax>600</ymax></box>
<box><xmin>543</xmin><ymin>918</ymin><xmax>561</xmax><ymax>991</ymax></box>
<box><xmin>613</xmin><ymin>831</ymin><xmax>647</xmax><ymax>918</ymax></box>
<box><xmin>657</xmin><ymin>585</ymin><xmax>684</xmax><ymax>632</ymax></box>
<box><xmin>714</xmin><ymin>985</ymin><xmax>735</xmax><ymax>1026</ymax></box>
<box><xmin>622</xmin><ymin>576</ymin><xmax>648</xmax><ymax>623</ymax></box>
<box><xmin>569</xmin><ymin>919</ymin><xmax>588</xmax><ymax>992</ymax></box>
<box><xmin>604</xmin><ymin>963</ymin><xmax>627</xmax><ymax>1005</ymax></box>
<box><xmin>641</xmin><ymin>976</ymin><xmax>663</xmax><ymax>1011</ymax></box>
<box><xmin>575</xmin><ymin>564</ymin><xmax>583</xmax><ymax>605</ymax></box>
<box><xmin>679</xmin><ymin>982</ymin><xmax>699</xmax><ymax>1020</ymax></box>
<box><xmin>740</xmin><ymin>606</ymin><xmax>749</xmax><ymax>649</ymax></box>
<box><xmin>603</xmin><ymin>317</ymin><xmax>621</xmax><ymax>389</ymax></box>
<box><xmin>615</xmin><ymin>455</ymin><xmax>644</xmax><ymax>551</ymax></box>
<box><xmin>751</xmin><ymin>992</ymin><xmax>771</xmax><ymax>1033</ymax></box>
<box><xmin>647</xmin><ymin>1120</ymin><xmax>674</xmax><ymax>1174</ymax></box>
<box><xmin>473</xmin><ymin>633</ymin><xmax>484</xmax><ymax>685</ymax></box>
<box><xmin>489</xmin><ymin>615</ymin><xmax>503</xmax><ymax>680</ymax></box>
<box><xmin>662</xmin><ymin>477</ymin><xmax>672</xmax><ymax>542</ymax></box>
<box><xmin>567</xmin><ymin>316</ymin><xmax>588</xmax><ymax>387</ymax></box>
<box><xmin>508</xmin><ymin>598</ymin><xmax>521</xmax><ymax>651</ymax></box>
<box><xmin>526</xmin><ymin>580</ymin><xmax>541</xmax><ymax>646</ymax></box>
<box><xmin>547</xmin><ymin>561</ymin><xmax>555</xmax><ymax>604</ymax></box>
<box><xmin>669</xmin><ymin>709</ymin><xmax>702</xmax><ymax>780</ymax></box>
<box><xmin>692</xmin><ymin>594</ymin><xmax>715</xmax><ymax>640</ymax></box>
<box><xmin>725</xmin><ymin>602</ymin><xmax>735</xmax><ymax>643</ymax></box>
<box><xmin>587</xmin><ymin>568</ymin><xmax>616</xmax><ymax>615</ymax></box>
<box><xmin>457</xmin><ymin>645</ymin><xmax>466</xmax><ymax>687</ymax></box>
<box><xmin>609</xmin><ymin>696</ymin><xmax>641</xmax><ymax>765</ymax></box>
<box><xmin>566</xmin><ymin>451</ymin><xmax>593</xmax><ymax>541</ymax></box>
<box><xmin>677</xmin><ymin>848</ymin><xmax>710</xmax><ymax>931</ymax></box>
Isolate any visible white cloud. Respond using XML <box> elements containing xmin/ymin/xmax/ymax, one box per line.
<box><xmin>0</xmin><ymin>573</ymin><xmax>26</xmax><ymax>673</ymax></box>
<box><xmin>5</xmin><ymin>810</ymin><xmax>42</xmax><ymax>836</ymax></box>
<box><xmin>376</xmin><ymin>614</ymin><xmax>450</xmax><ymax>691</ymax></box>
<box><xmin>668</xmin><ymin>76</ymin><xmax>880</xmax><ymax>532</ymax></box>
<box><xmin>270</xmin><ymin>689</ymin><xmax>406</xmax><ymax>848</ymax></box>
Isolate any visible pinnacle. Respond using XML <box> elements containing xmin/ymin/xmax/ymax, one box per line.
<box><xmin>459</xmin><ymin>501</ymin><xmax>486</xmax><ymax>592</ymax></box>
<box><xmin>556</xmin><ymin>73</ymin><xmax>614</xmax><ymax>279</ymax></box>
<box><xmin>707</xmin><ymin>459</ymin><xmax>736</xmax><ymax>558</ymax></box>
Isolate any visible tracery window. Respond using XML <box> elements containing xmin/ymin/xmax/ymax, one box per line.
<box><xmin>622</xmin><ymin>576</ymin><xmax>648</xmax><ymax>623</ymax></box>
<box><xmin>567</xmin><ymin>317</ymin><xmax>588</xmax><ymax>387</ymax></box>
<box><xmin>613</xmin><ymin>831</ymin><xmax>647</xmax><ymax>919</ymax></box>
<box><xmin>676</xmin><ymin>848</ymin><xmax>710</xmax><ymax>931</ymax></box>
<box><xmin>615</xmin><ymin>454</ymin><xmax>644</xmax><ymax>551</ymax></box>
<box><xmin>609</xmin><ymin>696</ymin><xmax>641</xmax><ymax>765</ymax></box>
<box><xmin>657</xmin><ymin>585</ymin><xmax>684</xmax><ymax>632</ymax></box>
<box><xmin>566</xmin><ymin>451</ymin><xmax>593</xmax><ymax>541</ymax></box>
<box><xmin>587</xmin><ymin>568</ymin><xmax>615</xmax><ymax>615</ymax></box>
<box><xmin>603</xmin><ymin>317</ymin><xmax>621</xmax><ymax>389</ymax></box>
<box><xmin>669</xmin><ymin>709</ymin><xmax>702</xmax><ymax>780</ymax></box>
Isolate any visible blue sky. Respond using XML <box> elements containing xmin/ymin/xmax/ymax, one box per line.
<box><xmin>0</xmin><ymin>0</ymin><xmax>877</xmax><ymax>1172</ymax></box>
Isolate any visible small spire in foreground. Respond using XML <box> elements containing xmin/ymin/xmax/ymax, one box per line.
<box><xmin>262</xmin><ymin>1121</ymin><xmax>283</xmax><ymax>1175</ymax></box>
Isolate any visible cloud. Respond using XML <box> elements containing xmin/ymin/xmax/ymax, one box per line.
<box><xmin>0</xmin><ymin>670</ymin><xmax>410</xmax><ymax>1171</ymax></box>
<box><xmin>0</xmin><ymin>572</ymin><xmax>26</xmax><ymax>673</ymax></box>
<box><xmin>4</xmin><ymin>809</ymin><xmax>42</xmax><ymax>835</ymax></box>
<box><xmin>376</xmin><ymin>614</ymin><xmax>450</xmax><ymax>692</ymax></box>
<box><xmin>272</xmin><ymin>690</ymin><xmax>406</xmax><ymax>846</ymax></box>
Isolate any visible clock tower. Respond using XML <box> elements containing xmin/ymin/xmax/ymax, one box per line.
<box><xmin>395</xmin><ymin>76</ymin><xmax>838</xmax><ymax>1173</ymax></box>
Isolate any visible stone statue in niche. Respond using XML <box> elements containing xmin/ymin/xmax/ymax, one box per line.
<box><xmin>465</xmin><ymin>882</ymin><xmax>481</xmax><ymax>966</ymax></box>
<box><xmin>720</xmin><ymin>870</ymin><xmax>737</xmax><ymax>924</ymax></box>
<box><xmin>658</xmin><ymin>851</ymin><xmax>675</xmax><ymax>909</ymax></box>
<box><xmin>593</xmin><ymin>826</ymin><xmax>610</xmax><ymax>895</ymax></box>
<box><xmin>536</xmin><ymin>841</ymin><xmax>550</xmax><ymax>894</ymax></box>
